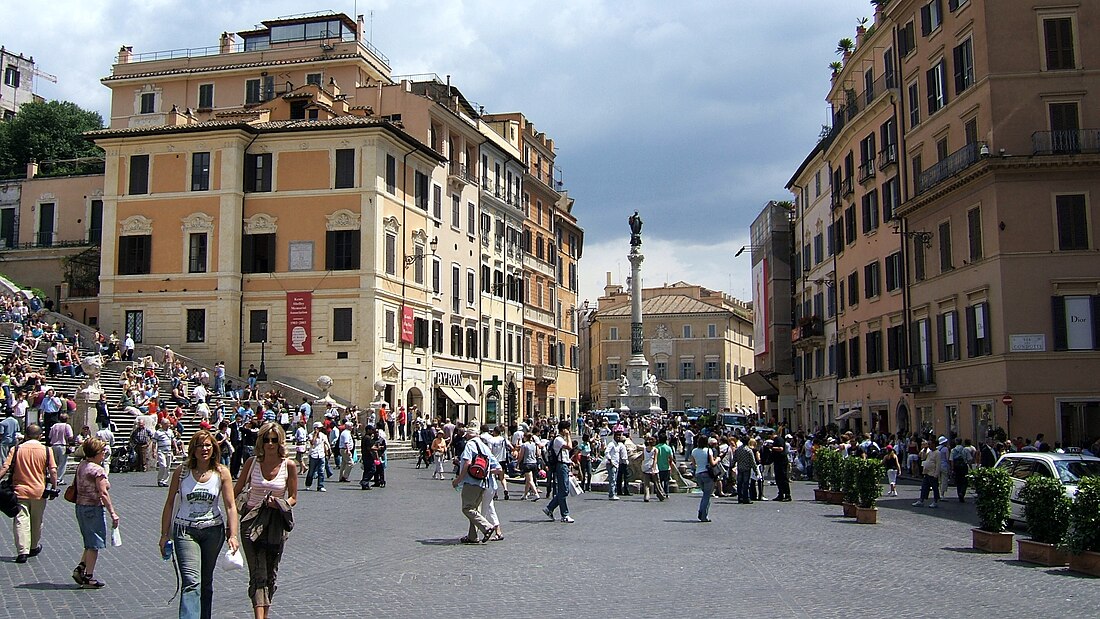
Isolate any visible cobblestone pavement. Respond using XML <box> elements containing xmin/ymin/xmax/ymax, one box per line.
<box><xmin>0</xmin><ymin>460</ymin><xmax>1097</xmax><ymax>619</ymax></box>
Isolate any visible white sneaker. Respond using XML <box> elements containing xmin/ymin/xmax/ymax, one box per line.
<box><xmin>560</xmin><ymin>516</ymin><xmax>575</xmax><ymax>523</ymax></box>
<box><xmin>911</xmin><ymin>501</ymin><xmax>923</xmax><ymax>507</ymax></box>
<box><xmin>928</xmin><ymin>502</ymin><xmax>938</xmax><ymax>508</ymax></box>
<box><xmin>318</xmin><ymin>487</ymin><xmax>327</xmax><ymax>492</ymax></box>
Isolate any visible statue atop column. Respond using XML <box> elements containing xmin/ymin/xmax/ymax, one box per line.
<box><xmin>628</xmin><ymin>211</ymin><xmax>643</xmax><ymax>247</ymax></box>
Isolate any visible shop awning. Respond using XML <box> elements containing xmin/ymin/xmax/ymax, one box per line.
<box><xmin>740</xmin><ymin>371</ymin><xmax>779</xmax><ymax>397</ymax></box>
<box><xmin>835</xmin><ymin>409</ymin><xmax>862</xmax><ymax>422</ymax></box>
<box><xmin>439</xmin><ymin>385</ymin><xmax>478</xmax><ymax>405</ymax></box>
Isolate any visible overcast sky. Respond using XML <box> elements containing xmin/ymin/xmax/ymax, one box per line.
<box><xmin>2</xmin><ymin>0</ymin><xmax>873</xmax><ymax>306</ymax></box>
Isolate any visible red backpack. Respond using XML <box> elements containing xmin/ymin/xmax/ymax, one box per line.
<box><xmin>468</xmin><ymin>441</ymin><xmax>490</xmax><ymax>480</ymax></box>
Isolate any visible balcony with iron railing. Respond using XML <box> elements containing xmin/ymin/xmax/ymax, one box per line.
<box><xmin>878</xmin><ymin>144</ymin><xmax>898</xmax><ymax>170</ymax></box>
<box><xmin>841</xmin><ymin>176</ymin><xmax>854</xmax><ymax>197</ymax></box>
<box><xmin>827</xmin><ymin>73</ymin><xmax>899</xmax><ymax>142</ymax></box>
<box><xmin>1</xmin><ymin>234</ymin><xmax>97</xmax><ymax>251</ymax></box>
<box><xmin>900</xmin><ymin>363</ymin><xmax>936</xmax><ymax>393</ymax></box>
<box><xmin>916</xmin><ymin>142</ymin><xmax>985</xmax><ymax>195</ymax></box>
<box><xmin>857</xmin><ymin>159</ymin><xmax>877</xmax><ymax>184</ymax></box>
<box><xmin>791</xmin><ymin>316</ymin><xmax>825</xmax><ymax>348</ymax></box>
<box><xmin>1032</xmin><ymin>129</ymin><xmax>1100</xmax><ymax>155</ymax></box>
<box><xmin>448</xmin><ymin>162</ymin><xmax>477</xmax><ymax>187</ymax></box>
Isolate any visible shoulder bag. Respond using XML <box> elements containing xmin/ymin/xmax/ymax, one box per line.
<box><xmin>0</xmin><ymin>445</ymin><xmax>20</xmax><ymax>517</ymax></box>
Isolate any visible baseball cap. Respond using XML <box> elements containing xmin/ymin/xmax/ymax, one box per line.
<box><xmin>313</xmin><ymin>422</ymin><xmax>323</xmax><ymax>429</ymax></box>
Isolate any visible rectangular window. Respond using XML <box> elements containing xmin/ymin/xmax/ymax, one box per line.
<box><xmin>813</xmin><ymin>233</ymin><xmax>824</xmax><ymax>264</ymax></box>
<box><xmin>118</xmin><ymin>235</ymin><xmax>151</xmax><ymax>275</ymax></box>
<box><xmin>466</xmin><ymin>270</ymin><xmax>475</xmax><ymax>306</ymax></box>
<box><xmin>186</xmin><ymin>309</ymin><xmax>206</xmax><ymax>343</ymax></box>
<box><xmin>140</xmin><ymin>92</ymin><xmax>155</xmax><ymax>114</ymax></box>
<box><xmin>848</xmin><ymin>336</ymin><xmax>861</xmax><ymax>377</ymax></box>
<box><xmin>908</xmin><ymin>81</ymin><xmax>920</xmax><ymax>129</ymax></box>
<box><xmin>125</xmin><ymin>310</ymin><xmax>144</xmax><ymax>344</ymax></box>
<box><xmin>607</xmin><ymin>363</ymin><xmax>620</xmax><ymax>381</ymax></box>
<box><xmin>1051</xmin><ymin>296</ymin><xmax>1100</xmax><ymax>351</ymax></box>
<box><xmin>899</xmin><ymin>21</ymin><xmax>916</xmax><ymax>57</ymax></box>
<box><xmin>609</xmin><ymin>327</ymin><xmax>619</xmax><ymax>340</ymax></box>
<box><xmin>414</xmin><ymin>171</ymin><xmax>428</xmax><ymax>209</ymax></box>
<box><xmin>938</xmin><ymin>310</ymin><xmax>960</xmax><ymax>361</ymax></box>
<box><xmin>1056</xmin><ymin>194</ymin><xmax>1088</xmax><ymax>250</ymax></box>
<box><xmin>416</xmin><ymin>318</ymin><xmax>430</xmax><ymax>349</ymax></box>
<box><xmin>966</xmin><ymin>302</ymin><xmax>991</xmax><ymax>357</ymax></box>
<box><xmin>241</xmin><ymin>233</ymin><xmax>276</xmax><ymax>273</ymax></box>
<box><xmin>451</xmin><ymin>195</ymin><xmax>461</xmax><ymax>229</ymax></box>
<box><xmin>655</xmin><ymin>362</ymin><xmax>667</xmax><ymax>380</ymax></box>
<box><xmin>385</xmin><ymin>310</ymin><xmax>395</xmax><ymax>344</ymax></box>
<box><xmin>190</xmin><ymin>152</ymin><xmax>210</xmax><ymax>191</ymax></box>
<box><xmin>921</xmin><ymin>0</ymin><xmax>943</xmax><ymax>36</ymax></box>
<box><xmin>708</xmin><ymin>323</ymin><xmax>717</xmax><ymax>338</ymax></box>
<box><xmin>887</xmin><ymin>324</ymin><xmax>905</xmax><ymax>371</ymax></box>
<box><xmin>953</xmin><ymin>38</ymin><xmax>974</xmax><ymax>94</ymax></box>
<box><xmin>884</xmin><ymin>48</ymin><xmax>897</xmax><ymax>88</ymax></box>
<box><xmin>882</xmin><ymin>177</ymin><xmax>900</xmax><ymax>222</ymax></box>
<box><xmin>335</xmin><ymin>149</ymin><xmax>355</xmax><ymax>189</ymax></box>
<box><xmin>838</xmin><ymin>280</ymin><xmax>845</xmax><ymax>313</ymax></box>
<box><xmin>432</xmin><ymin>184</ymin><xmax>442</xmax><ymax>220</ymax></box>
<box><xmin>467</xmin><ymin>202</ymin><xmax>476</xmax><ymax>235</ymax></box>
<box><xmin>826</xmin><ymin>224</ymin><xmax>835</xmax><ymax>256</ymax></box>
<box><xmin>452</xmin><ymin>266</ymin><xmax>460</xmax><ymax>314</ymax></box>
<box><xmin>680</xmin><ymin>360</ymin><xmax>695</xmax><ymax>380</ymax></box>
<box><xmin>325</xmin><ymin>230</ymin><xmax>360</xmax><ymax>271</ymax></box>
<box><xmin>432</xmin><ymin>258</ymin><xmax>441</xmax><ymax>295</ymax></box>
<box><xmin>3</xmin><ymin>66</ymin><xmax>20</xmax><ymax>88</ymax></box>
<box><xmin>864</xmin><ymin>262</ymin><xmax>881</xmax><ymax>298</ymax></box>
<box><xmin>683</xmin><ymin>325</ymin><xmax>692</xmax><ymax>339</ymax></box>
<box><xmin>413</xmin><ymin>245</ymin><xmax>425</xmax><ymax>285</ymax></box>
<box><xmin>939</xmin><ymin>221</ymin><xmax>953</xmax><ymax>272</ymax></box>
<box><xmin>306</xmin><ymin>73</ymin><xmax>322</xmax><ymax>87</ymax></box>
<box><xmin>847</xmin><ymin>271</ymin><xmax>859</xmax><ymax>307</ymax></box>
<box><xmin>245</xmin><ymin>79</ymin><xmax>261</xmax><ymax>105</ymax></box>
<box><xmin>384</xmin><ymin>233</ymin><xmax>396</xmax><ymax>275</ymax></box>
<box><xmin>333</xmin><ymin>308</ymin><xmax>353</xmax><ymax>342</ymax></box>
<box><xmin>244</xmin><ymin>153</ymin><xmax>272</xmax><ymax>192</ymax></box>
<box><xmin>1044</xmin><ymin>17</ymin><xmax>1076</xmax><ymax>71</ymax></box>
<box><xmin>88</xmin><ymin>200</ymin><xmax>103</xmax><ymax>245</ymax></box>
<box><xmin>188</xmin><ymin>233</ymin><xmax>208</xmax><ymax>273</ymax></box>
<box><xmin>866</xmin><ymin>330</ymin><xmax>883</xmax><ymax>373</ymax></box>
<box><xmin>845</xmin><ymin>205</ymin><xmax>857</xmax><ymax>244</ymax></box>
<box><xmin>705</xmin><ymin>361</ymin><xmax>719</xmax><ymax>379</ymax></box>
<box><xmin>926</xmin><ymin>59</ymin><xmax>948</xmax><ymax>115</ymax></box>
<box><xmin>885</xmin><ymin>252</ymin><xmax>902</xmax><ymax>292</ymax></box>
<box><xmin>862</xmin><ymin>190</ymin><xmax>880</xmax><ymax>233</ymax></box>
<box><xmin>432</xmin><ymin>320</ymin><xmax>444</xmax><ymax>353</ymax></box>
<box><xmin>249</xmin><ymin>310</ymin><xmax>268</xmax><ymax>343</ymax></box>
<box><xmin>385</xmin><ymin>154</ymin><xmax>396</xmax><ymax>193</ymax></box>
<box><xmin>198</xmin><ymin>84</ymin><xmax>214</xmax><ymax>109</ymax></box>
<box><xmin>129</xmin><ymin>154</ymin><xmax>149</xmax><ymax>195</ymax></box>
<box><xmin>967</xmin><ymin>207</ymin><xmax>983</xmax><ymax>261</ymax></box>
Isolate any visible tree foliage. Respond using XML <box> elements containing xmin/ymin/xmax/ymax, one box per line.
<box><xmin>0</xmin><ymin>100</ymin><xmax>104</xmax><ymax>178</ymax></box>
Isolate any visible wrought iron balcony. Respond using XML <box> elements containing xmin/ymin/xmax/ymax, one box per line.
<box><xmin>791</xmin><ymin>316</ymin><xmax>825</xmax><ymax>348</ymax></box>
<box><xmin>448</xmin><ymin>163</ymin><xmax>477</xmax><ymax>186</ymax></box>
<box><xmin>841</xmin><ymin>176</ymin><xmax>854</xmax><ymax>197</ymax></box>
<box><xmin>858</xmin><ymin>159</ymin><xmax>877</xmax><ymax>184</ymax></box>
<box><xmin>1032</xmin><ymin>129</ymin><xmax>1100</xmax><ymax>155</ymax></box>
<box><xmin>916</xmin><ymin>142</ymin><xmax>985</xmax><ymax>195</ymax></box>
<box><xmin>878</xmin><ymin>144</ymin><xmax>898</xmax><ymax>169</ymax></box>
<box><xmin>900</xmin><ymin>363</ymin><xmax>936</xmax><ymax>393</ymax></box>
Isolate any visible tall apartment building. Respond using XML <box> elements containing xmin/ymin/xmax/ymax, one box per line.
<box><xmin>787</xmin><ymin>143</ymin><xmax>839</xmax><ymax>431</ymax></box>
<box><xmin>0</xmin><ymin>47</ymin><xmax>37</xmax><ymax>119</ymax></box>
<box><xmin>789</xmin><ymin>0</ymin><xmax>1100</xmax><ymax>447</ymax></box>
<box><xmin>88</xmin><ymin>12</ymin><xmax>585</xmax><ymax>423</ymax></box>
<box><xmin>589</xmin><ymin>279</ymin><xmax>755</xmax><ymax>414</ymax></box>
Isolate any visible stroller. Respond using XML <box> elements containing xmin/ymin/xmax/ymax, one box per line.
<box><xmin>110</xmin><ymin>443</ymin><xmax>137</xmax><ymax>473</ymax></box>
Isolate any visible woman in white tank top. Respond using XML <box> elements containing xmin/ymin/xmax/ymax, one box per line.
<box><xmin>232</xmin><ymin>422</ymin><xmax>298</xmax><ymax>619</ymax></box>
<box><xmin>159</xmin><ymin>429</ymin><xmax>239</xmax><ymax>619</ymax></box>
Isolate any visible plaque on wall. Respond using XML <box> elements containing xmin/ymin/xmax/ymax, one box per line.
<box><xmin>289</xmin><ymin>241</ymin><xmax>314</xmax><ymax>271</ymax></box>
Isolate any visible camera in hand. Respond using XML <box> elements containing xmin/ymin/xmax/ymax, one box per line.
<box><xmin>42</xmin><ymin>487</ymin><xmax>61</xmax><ymax>500</ymax></box>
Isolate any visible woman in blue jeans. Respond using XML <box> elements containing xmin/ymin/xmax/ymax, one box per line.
<box><xmin>542</xmin><ymin>421</ymin><xmax>576</xmax><ymax>523</ymax></box>
<box><xmin>691</xmin><ymin>435</ymin><xmax>720</xmax><ymax>522</ymax></box>
<box><xmin>160</xmin><ymin>430</ymin><xmax>240</xmax><ymax>619</ymax></box>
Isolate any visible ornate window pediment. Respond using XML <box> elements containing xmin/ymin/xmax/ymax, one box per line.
<box><xmin>382</xmin><ymin>215</ymin><xmax>400</xmax><ymax>234</ymax></box>
<box><xmin>119</xmin><ymin>215</ymin><xmax>153</xmax><ymax>236</ymax></box>
<box><xmin>411</xmin><ymin>228</ymin><xmax>428</xmax><ymax>244</ymax></box>
<box><xmin>181</xmin><ymin>212</ymin><xmax>215</xmax><ymax>233</ymax></box>
<box><xmin>243</xmin><ymin>213</ymin><xmax>278</xmax><ymax>235</ymax></box>
<box><xmin>326</xmin><ymin>209</ymin><xmax>361</xmax><ymax>231</ymax></box>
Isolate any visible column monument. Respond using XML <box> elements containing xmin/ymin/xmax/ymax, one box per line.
<box><xmin>619</xmin><ymin>211</ymin><xmax>663</xmax><ymax>416</ymax></box>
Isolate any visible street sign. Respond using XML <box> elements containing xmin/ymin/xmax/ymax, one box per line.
<box><xmin>1002</xmin><ymin>395</ymin><xmax>1013</xmax><ymax>406</ymax></box>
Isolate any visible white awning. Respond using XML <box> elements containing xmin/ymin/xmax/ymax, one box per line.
<box><xmin>439</xmin><ymin>385</ymin><xmax>478</xmax><ymax>405</ymax></box>
<box><xmin>835</xmin><ymin>409</ymin><xmax>862</xmax><ymax>422</ymax></box>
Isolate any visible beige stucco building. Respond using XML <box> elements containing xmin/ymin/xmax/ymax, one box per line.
<box><xmin>589</xmin><ymin>278</ymin><xmax>755</xmax><ymax>414</ymax></box>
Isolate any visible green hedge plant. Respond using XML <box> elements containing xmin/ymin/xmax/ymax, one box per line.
<box><xmin>815</xmin><ymin>447</ymin><xmax>841</xmax><ymax>490</ymax></box>
<box><xmin>970</xmin><ymin>467</ymin><xmax>1013</xmax><ymax>533</ymax></box>
<box><xmin>1063</xmin><ymin>476</ymin><xmax>1100</xmax><ymax>554</ymax></box>
<box><xmin>855</xmin><ymin>458</ymin><xmax>886</xmax><ymax>508</ymax></box>
<box><xmin>840</xmin><ymin>457</ymin><xmax>859</xmax><ymax>504</ymax></box>
<box><xmin>1020</xmin><ymin>475</ymin><xmax>1071</xmax><ymax>545</ymax></box>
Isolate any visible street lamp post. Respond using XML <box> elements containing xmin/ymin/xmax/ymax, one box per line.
<box><xmin>258</xmin><ymin>319</ymin><xmax>268</xmax><ymax>381</ymax></box>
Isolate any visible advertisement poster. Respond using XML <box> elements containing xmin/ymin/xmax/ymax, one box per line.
<box><xmin>400</xmin><ymin>305</ymin><xmax>414</xmax><ymax>344</ymax></box>
<box><xmin>752</xmin><ymin>259</ymin><xmax>768</xmax><ymax>357</ymax></box>
<box><xmin>286</xmin><ymin>291</ymin><xmax>312</xmax><ymax>355</ymax></box>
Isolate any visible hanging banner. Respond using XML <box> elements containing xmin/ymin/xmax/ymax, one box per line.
<box><xmin>400</xmin><ymin>305</ymin><xmax>415</xmax><ymax>344</ymax></box>
<box><xmin>287</xmin><ymin>291</ymin><xmax>312</xmax><ymax>355</ymax></box>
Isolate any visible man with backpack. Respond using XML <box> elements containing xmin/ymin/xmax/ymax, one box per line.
<box><xmin>950</xmin><ymin>438</ymin><xmax>974</xmax><ymax>502</ymax></box>
<box><xmin>452</xmin><ymin>426</ymin><xmax>497</xmax><ymax>543</ymax></box>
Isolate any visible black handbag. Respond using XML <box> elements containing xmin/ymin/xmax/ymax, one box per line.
<box><xmin>0</xmin><ymin>445</ymin><xmax>19</xmax><ymax>518</ymax></box>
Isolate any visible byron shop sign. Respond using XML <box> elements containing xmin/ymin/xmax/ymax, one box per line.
<box><xmin>433</xmin><ymin>369</ymin><xmax>462</xmax><ymax>386</ymax></box>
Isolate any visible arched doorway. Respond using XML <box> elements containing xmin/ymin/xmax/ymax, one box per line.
<box><xmin>659</xmin><ymin>396</ymin><xmax>668</xmax><ymax>411</ymax></box>
<box><xmin>406</xmin><ymin>387</ymin><xmax>424</xmax><ymax>440</ymax></box>
<box><xmin>896</xmin><ymin>402</ymin><xmax>910</xmax><ymax>437</ymax></box>
<box><xmin>464</xmin><ymin>384</ymin><xmax>479</xmax><ymax>426</ymax></box>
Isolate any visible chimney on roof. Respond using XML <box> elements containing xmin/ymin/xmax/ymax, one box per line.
<box><xmin>117</xmin><ymin>46</ymin><xmax>133</xmax><ymax>64</ymax></box>
<box><xmin>26</xmin><ymin>159</ymin><xmax>38</xmax><ymax>180</ymax></box>
<box><xmin>220</xmin><ymin>32</ymin><xmax>235</xmax><ymax>54</ymax></box>
<box><xmin>328</xmin><ymin>77</ymin><xmax>340</xmax><ymax>97</ymax></box>
<box><xmin>357</xmin><ymin>15</ymin><xmax>365</xmax><ymax>41</ymax></box>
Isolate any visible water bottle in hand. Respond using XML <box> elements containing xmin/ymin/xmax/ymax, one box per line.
<box><xmin>162</xmin><ymin>539</ymin><xmax>174</xmax><ymax>561</ymax></box>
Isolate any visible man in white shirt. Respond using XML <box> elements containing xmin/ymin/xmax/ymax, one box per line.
<box><xmin>337</xmin><ymin>422</ymin><xmax>355</xmax><ymax>482</ymax></box>
<box><xmin>480</xmin><ymin>425</ymin><xmax>509</xmax><ymax>499</ymax></box>
<box><xmin>123</xmin><ymin>333</ymin><xmax>136</xmax><ymax>361</ymax></box>
<box><xmin>192</xmin><ymin>383</ymin><xmax>208</xmax><ymax>405</ymax></box>
<box><xmin>152</xmin><ymin>419</ymin><xmax>175</xmax><ymax>486</ymax></box>
<box><xmin>605</xmin><ymin>432</ymin><xmax>626</xmax><ymax>500</ymax></box>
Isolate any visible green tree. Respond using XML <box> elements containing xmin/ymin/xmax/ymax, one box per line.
<box><xmin>0</xmin><ymin>100</ymin><xmax>104</xmax><ymax>178</ymax></box>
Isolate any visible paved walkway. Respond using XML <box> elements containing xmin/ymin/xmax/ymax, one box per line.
<box><xmin>0</xmin><ymin>463</ymin><xmax>1096</xmax><ymax>618</ymax></box>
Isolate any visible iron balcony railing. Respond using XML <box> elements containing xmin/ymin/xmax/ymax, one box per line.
<box><xmin>858</xmin><ymin>159</ymin><xmax>877</xmax><ymax>183</ymax></box>
<box><xmin>120</xmin><ymin>32</ymin><xmax>389</xmax><ymax>67</ymax></box>
<box><xmin>878</xmin><ymin>144</ymin><xmax>898</xmax><ymax>169</ymax></box>
<box><xmin>900</xmin><ymin>363</ymin><xmax>935</xmax><ymax>392</ymax></box>
<box><xmin>841</xmin><ymin>175</ymin><xmax>854</xmax><ymax>197</ymax></box>
<box><xmin>1032</xmin><ymin>129</ymin><xmax>1100</xmax><ymax>155</ymax></box>
<box><xmin>448</xmin><ymin>163</ymin><xmax>477</xmax><ymax>185</ymax></box>
<box><xmin>916</xmin><ymin>142</ymin><xmax>985</xmax><ymax>194</ymax></box>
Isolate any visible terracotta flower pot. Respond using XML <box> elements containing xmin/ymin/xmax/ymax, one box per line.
<box><xmin>855</xmin><ymin>506</ymin><xmax>878</xmax><ymax>524</ymax></box>
<box><xmin>843</xmin><ymin>502</ymin><xmax>857</xmax><ymax>517</ymax></box>
<box><xmin>825</xmin><ymin>490</ymin><xmax>845</xmax><ymax>505</ymax></box>
<box><xmin>972</xmin><ymin>528</ymin><xmax>1014</xmax><ymax>553</ymax></box>
<box><xmin>814</xmin><ymin>488</ymin><xmax>829</xmax><ymax>502</ymax></box>
<box><xmin>1017</xmin><ymin>539</ymin><xmax>1070</xmax><ymax>566</ymax></box>
<box><xmin>1067</xmin><ymin>550</ymin><xmax>1100</xmax><ymax>577</ymax></box>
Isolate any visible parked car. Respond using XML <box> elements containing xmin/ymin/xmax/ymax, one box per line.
<box><xmin>994</xmin><ymin>450</ymin><xmax>1100</xmax><ymax>523</ymax></box>
<box><xmin>751</xmin><ymin>426</ymin><xmax>776</xmax><ymax>436</ymax></box>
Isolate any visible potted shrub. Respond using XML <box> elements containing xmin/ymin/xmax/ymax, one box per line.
<box><xmin>1017</xmin><ymin>475</ymin><xmax>1071</xmax><ymax>566</ymax></box>
<box><xmin>1064</xmin><ymin>476</ymin><xmax>1100</xmax><ymax>576</ymax></box>
<box><xmin>840</xmin><ymin>457</ymin><xmax>858</xmax><ymax>517</ymax></box>
<box><xmin>814</xmin><ymin>447</ymin><xmax>839</xmax><ymax>502</ymax></box>
<box><xmin>854</xmin><ymin>457</ymin><xmax>886</xmax><ymax>524</ymax></box>
<box><xmin>970</xmin><ymin>467</ymin><xmax>1015</xmax><ymax>553</ymax></box>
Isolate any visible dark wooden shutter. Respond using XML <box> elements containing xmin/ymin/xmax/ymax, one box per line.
<box><xmin>1051</xmin><ymin>296</ymin><xmax>1067</xmax><ymax>351</ymax></box>
<box><xmin>241</xmin><ymin>234</ymin><xmax>254</xmax><ymax>273</ymax></box>
<box><xmin>244</xmin><ymin>155</ymin><xmax>257</xmax><ymax>192</ymax></box>
<box><xmin>325</xmin><ymin>231</ymin><xmax>336</xmax><ymax>270</ymax></box>
<box><xmin>1092</xmin><ymin>296</ymin><xmax>1100</xmax><ymax>350</ymax></box>
<box><xmin>965</xmin><ymin>305</ymin><xmax>977</xmax><ymax>358</ymax></box>
<box><xmin>128</xmin><ymin>155</ymin><xmax>149</xmax><ymax>195</ymax></box>
<box><xmin>937</xmin><ymin>313</ymin><xmax>947</xmax><ymax>362</ymax></box>
<box><xmin>335</xmin><ymin>149</ymin><xmax>354</xmax><ymax>188</ymax></box>
<box><xmin>953</xmin><ymin>44</ymin><xmax>965</xmax><ymax>94</ymax></box>
<box><xmin>921</xmin><ymin>3</ymin><xmax>932</xmax><ymax>36</ymax></box>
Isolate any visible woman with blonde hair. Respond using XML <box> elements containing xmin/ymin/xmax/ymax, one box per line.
<box><xmin>233</xmin><ymin>422</ymin><xmax>297</xmax><ymax>619</ymax></box>
<box><xmin>71</xmin><ymin>437</ymin><xmax>118</xmax><ymax>588</ymax></box>
<box><xmin>159</xmin><ymin>430</ymin><xmax>239</xmax><ymax>619</ymax></box>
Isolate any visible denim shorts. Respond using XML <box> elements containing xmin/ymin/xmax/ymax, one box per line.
<box><xmin>75</xmin><ymin>504</ymin><xmax>107</xmax><ymax>550</ymax></box>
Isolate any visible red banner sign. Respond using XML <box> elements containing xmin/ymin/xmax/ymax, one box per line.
<box><xmin>286</xmin><ymin>292</ymin><xmax>312</xmax><ymax>355</ymax></box>
<box><xmin>400</xmin><ymin>305</ymin><xmax>414</xmax><ymax>344</ymax></box>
